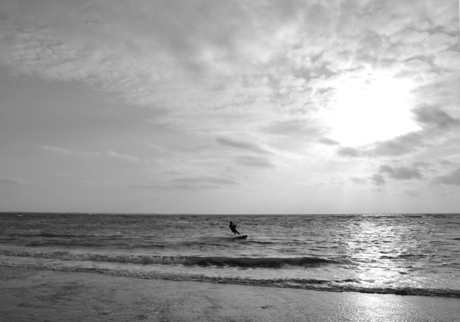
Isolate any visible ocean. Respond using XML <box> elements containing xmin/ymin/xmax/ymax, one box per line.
<box><xmin>1</xmin><ymin>213</ymin><xmax>459</xmax><ymax>298</ymax></box>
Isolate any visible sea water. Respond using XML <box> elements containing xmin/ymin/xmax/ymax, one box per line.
<box><xmin>1</xmin><ymin>213</ymin><xmax>459</xmax><ymax>297</ymax></box>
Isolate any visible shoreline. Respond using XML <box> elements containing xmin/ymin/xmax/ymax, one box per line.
<box><xmin>2</xmin><ymin>266</ymin><xmax>460</xmax><ymax>322</ymax></box>
<box><xmin>2</xmin><ymin>256</ymin><xmax>460</xmax><ymax>299</ymax></box>
<box><xmin>2</xmin><ymin>258</ymin><xmax>460</xmax><ymax>299</ymax></box>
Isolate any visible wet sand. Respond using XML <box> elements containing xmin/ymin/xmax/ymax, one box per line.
<box><xmin>1</xmin><ymin>266</ymin><xmax>460</xmax><ymax>322</ymax></box>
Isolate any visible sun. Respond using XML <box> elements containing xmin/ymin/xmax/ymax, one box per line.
<box><xmin>327</xmin><ymin>75</ymin><xmax>420</xmax><ymax>147</ymax></box>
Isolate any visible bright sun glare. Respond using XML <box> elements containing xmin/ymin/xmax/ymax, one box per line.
<box><xmin>328</xmin><ymin>75</ymin><xmax>420</xmax><ymax>147</ymax></box>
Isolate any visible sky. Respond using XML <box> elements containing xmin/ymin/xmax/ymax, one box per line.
<box><xmin>0</xmin><ymin>0</ymin><xmax>459</xmax><ymax>214</ymax></box>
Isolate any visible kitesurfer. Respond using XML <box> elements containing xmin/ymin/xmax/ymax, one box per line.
<box><xmin>229</xmin><ymin>221</ymin><xmax>240</xmax><ymax>235</ymax></box>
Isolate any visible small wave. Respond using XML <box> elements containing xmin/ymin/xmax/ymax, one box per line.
<box><xmin>380</xmin><ymin>253</ymin><xmax>426</xmax><ymax>259</ymax></box>
<box><xmin>179</xmin><ymin>256</ymin><xmax>339</xmax><ymax>268</ymax></box>
<box><xmin>12</xmin><ymin>232</ymin><xmax>96</xmax><ymax>238</ymax></box>
<box><xmin>10</xmin><ymin>232</ymin><xmax>145</xmax><ymax>239</ymax></box>
<box><xmin>246</xmin><ymin>240</ymin><xmax>277</xmax><ymax>245</ymax></box>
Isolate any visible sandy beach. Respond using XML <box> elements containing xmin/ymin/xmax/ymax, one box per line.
<box><xmin>1</xmin><ymin>266</ymin><xmax>459</xmax><ymax>322</ymax></box>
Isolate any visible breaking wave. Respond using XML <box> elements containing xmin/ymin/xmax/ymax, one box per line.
<box><xmin>0</xmin><ymin>248</ymin><xmax>338</xmax><ymax>268</ymax></box>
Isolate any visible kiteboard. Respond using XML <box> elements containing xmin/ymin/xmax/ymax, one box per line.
<box><xmin>234</xmin><ymin>235</ymin><xmax>248</xmax><ymax>239</ymax></box>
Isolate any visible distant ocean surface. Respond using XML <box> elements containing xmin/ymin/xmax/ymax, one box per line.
<box><xmin>1</xmin><ymin>213</ymin><xmax>460</xmax><ymax>298</ymax></box>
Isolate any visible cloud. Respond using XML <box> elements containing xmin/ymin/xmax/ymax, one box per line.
<box><xmin>318</xmin><ymin>138</ymin><xmax>340</xmax><ymax>146</ymax></box>
<box><xmin>260</xmin><ymin>118</ymin><xmax>321</xmax><ymax>138</ymax></box>
<box><xmin>106</xmin><ymin>150</ymin><xmax>145</xmax><ymax>163</ymax></box>
<box><xmin>41</xmin><ymin>145</ymin><xmax>98</xmax><ymax>157</ymax></box>
<box><xmin>235</xmin><ymin>155</ymin><xmax>276</xmax><ymax>168</ymax></box>
<box><xmin>128</xmin><ymin>174</ymin><xmax>240</xmax><ymax>190</ymax></box>
<box><xmin>413</xmin><ymin>74</ymin><xmax>460</xmax><ymax>117</ymax></box>
<box><xmin>393</xmin><ymin>30</ymin><xmax>428</xmax><ymax>45</ymax></box>
<box><xmin>351</xmin><ymin>177</ymin><xmax>367</xmax><ymax>185</ymax></box>
<box><xmin>369</xmin><ymin>174</ymin><xmax>385</xmax><ymax>186</ymax></box>
<box><xmin>2</xmin><ymin>0</ymin><xmax>460</xmax><ymax>202</ymax></box>
<box><xmin>0</xmin><ymin>0</ymin><xmax>453</xmax><ymax>113</ymax></box>
<box><xmin>424</xmin><ymin>33</ymin><xmax>457</xmax><ymax>53</ymax></box>
<box><xmin>413</xmin><ymin>105</ymin><xmax>460</xmax><ymax>129</ymax></box>
<box><xmin>337</xmin><ymin>147</ymin><xmax>362</xmax><ymax>157</ymax></box>
<box><xmin>434</xmin><ymin>51</ymin><xmax>460</xmax><ymax>70</ymax></box>
<box><xmin>0</xmin><ymin>1</ymin><xmax>314</xmax><ymax>113</ymax></box>
<box><xmin>433</xmin><ymin>168</ymin><xmax>460</xmax><ymax>186</ymax></box>
<box><xmin>404</xmin><ymin>190</ymin><xmax>421</xmax><ymax>197</ymax></box>
<box><xmin>171</xmin><ymin>175</ymin><xmax>240</xmax><ymax>189</ymax></box>
<box><xmin>335</xmin><ymin>125</ymin><xmax>455</xmax><ymax>158</ymax></box>
<box><xmin>1</xmin><ymin>0</ymin><xmax>458</xmax><ymax>138</ymax></box>
<box><xmin>379</xmin><ymin>164</ymin><xmax>423</xmax><ymax>180</ymax></box>
<box><xmin>412</xmin><ymin>161</ymin><xmax>432</xmax><ymax>169</ymax></box>
<box><xmin>334</xmin><ymin>132</ymin><xmax>427</xmax><ymax>158</ymax></box>
<box><xmin>42</xmin><ymin>146</ymin><xmax>146</xmax><ymax>163</ymax></box>
<box><xmin>402</xmin><ymin>59</ymin><xmax>431</xmax><ymax>72</ymax></box>
<box><xmin>439</xmin><ymin>158</ymin><xmax>460</xmax><ymax>168</ymax></box>
<box><xmin>370</xmin><ymin>132</ymin><xmax>425</xmax><ymax>157</ymax></box>
<box><xmin>0</xmin><ymin>177</ymin><xmax>28</xmax><ymax>186</ymax></box>
<box><xmin>216</xmin><ymin>137</ymin><xmax>274</xmax><ymax>155</ymax></box>
<box><xmin>147</xmin><ymin>144</ymin><xmax>172</xmax><ymax>155</ymax></box>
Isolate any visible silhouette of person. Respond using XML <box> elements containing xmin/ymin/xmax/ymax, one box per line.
<box><xmin>229</xmin><ymin>221</ymin><xmax>240</xmax><ymax>235</ymax></box>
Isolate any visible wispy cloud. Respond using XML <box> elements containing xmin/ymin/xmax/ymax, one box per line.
<box><xmin>1</xmin><ymin>1</ymin><xmax>457</xmax><ymax>143</ymax></box>
<box><xmin>1</xmin><ymin>1</ymin><xmax>454</xmax><ymax>116</ymax></box>
<box><xmin>379</xmin><ymin>164</ymin><xmax>423</xmax><ymax>180</ymax></box>
<box><xmin>404</xmin><ymin>190</ymin><xmax>422</xmax><ymax>198</ymax></box>
<box><xmin>434</xmin><ymin>168</ymin><xmax>460</xmax><ymax>186</ymax></box>
<box><xmin>42</xmin><ymin>145</ymin><xmax>148</xmax><ymax>164</ymax></box>
<box><xmin>413</xmin><ymin>105</ymin><xmax>460</xmax><ymax>130</ymax></box>
<box><xmin>106</xmin><ymin>150</ymin><xmax>146</xmax><ymax>164</ymax></box>
<box><xmin>127</xmin><ymin>174</ymin><xmax>240</xmax><ymax>190</ymax></box>
<box><xmin>235</xmin><ymin>155</ymin><xmax>277</xmax><ymax>168</ymax></box>
<box><xmin>0</xmin><ymin>177</ymin><xmax>29</xmax><ymax>186</ymax></box>
<box><xmin>337</xmin><ymin>147</ymin><xmax>362</xmax><ymax>157</ymax></box>
<box><xmin>41</xmin><ymin>145</ymin><xmax>98</xmax><ymax>157</ymax></box>
<box><xmin>370</xmin><ymin>132</ymin><xmax>426</xmax><ymax>157</ymax></box>
<box><xmin>216</xmin><ymin>137</ymin><xmax>275</xmax><ymax>155</ymax></box>
<box><xmin>171</xmin><ymin>175</ymin><xmax>240</xmax><ymax>189</ymax></box>
<box><xmin>319</xmin><ymin>138</ymin><xmax>340</xmax><ymax>146</ymax></box>
<box><xmin>350</xmin><ymin>177</ymin><xmax>367</xmax><ymax>185</ymax></box>
<box><xmin>369</xmin><ymin>174</ymin><xmax>385</xmax><ymax>186</ymax></box>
